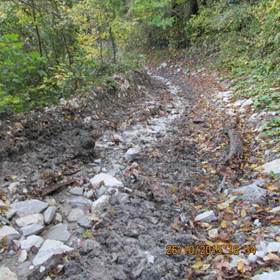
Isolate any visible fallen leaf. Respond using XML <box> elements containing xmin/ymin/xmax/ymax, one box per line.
<box><xmin>241</xmin><ymin>209</ymin><xmax>247</xmax><ymax>218</ymax></box>
<box><xmin>221</xmin><ymin>220</ymin><xmax>227</xmax><ymax>229</ymax></box>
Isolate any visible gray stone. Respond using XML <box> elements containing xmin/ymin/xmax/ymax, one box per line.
<box><xmin>0</xmin><ymin>226</ymin><xmax>20</xmax><ymax>240</ymax></box>
<box><xmin>43</xmin><ymin>206</ymin><xmax>56</xmax><ymax>224</ymax></box>
<box><xmin>21</xmin><ymin>224</ymin><xmax>45</xmax><ymax>237</ymax></box>
<box><xmin>67</xmin><ymin>208</ymin><xmax>84</xmax><ymax>222</ymax></box>
<box><xmin>8</xmin><ymin>182</ymin><xmax>20</xmax><ymax>194</ymax></box>
<box><xmin>252</xmin><ymin>270</ymin><xmax>280</xmax><ymax>280</ymax></box>
<box><xmin>32</xmin><ymin>239</ymin><xmax>73</xmax><ymax>266</ymax></box>
<box><xmin>90</xmin><ymin>173</ymin><xmax>123</xmax><ymax>188</ymax></box>
<box><xmin>91</xmin><ymin>195</ymin><xmax>110</xmax><ymax>215</ymax></box>
<box><xmin>11</xmin><ymin>199</ymin><xmax>48</xmax><ymax>217</ymax></box>
<box><xmin>124</xmin><ymin>146</ymin><xmax>141</xmax><ymax>161</ymax></box>
<box><xmin>18</xmin><ymin>250</ymin><xmax>28</xmax><ymax>263</ymax></box>
<box><xmin>77</xmin><ymin>216</ymin><xmax>92</xmax><ymax>229</ymax></box>
<box><xmin>195</xmin><ymin>210</ymin><xmax>217</xmax><ymax>222</ymax></box>
<box><xmin>54</xmin><ymin>213</ymin><xmax>63</xmax><ymax>223</ymax></box>
<box><xmin>84</xmin><ymin>190</ymin><xmax>94</xmax><ymax>198</ymax></box>
<box><xmin>20</xmin><ymin>235</ymin><xmax>44</xmax><ymax>251</ymax></box>
<box><xmin>69</xmin><ymin>187</ymin><xmax>84</xmax><ymax>196</ymax></box>
<box><xmin>80</xmin><ymin>239</ymin><xmax>100</xmax><ymax>254</ymax></box>
<box><xmin>233</xmin><ymin>181</ymin><xmax>267</xmax><ymax>202</ymax></box>
<box><xmin>0</xmin><ymin>266</ymin><xmax>17</xmax><ymax>280</ymax></box>
<box><xmin>15</xmin><ymin>214</ymin><xmax>44</xmax><ymax>227</ymax></box>
<box><xmin>263</xmin><ymin>159</ymin><xmax>280</xmax><ymax>175</ymax></box>
<box><xmin>67</xmin><ymin>197</ymin><xmax>92</xmax><ymax>208</ymax></box>
<box><xmin>5</xmin><ymin>208</ymin><xmax>16</xmax><ymax>220</ymax></box>
<box><xmin>45</xmin><ymin>223</ymin><xmax>70</xmax><ymax>242</ymax></box>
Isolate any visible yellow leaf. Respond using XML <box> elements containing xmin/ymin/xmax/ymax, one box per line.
<box><xmin>237</xmin><ymin>260</ymin><xmax>245</xmax><ymax>273</ymax></box>
<box><xmin>263</xmin><ymin>253</ymin><xmax>280</xmax><ymax>262</ymax></box>
<box><xmin>221</xmin><ymin>220</ymin><xmax>227</xmax><ymax>229</ymax></box>
<box><xmin>241</xmin><ymin>209</ymin><xmax>247</xmax><ymax>218</ymax></box>
<box><xmin>192</xmin><ymin>261</ymin><xmax>203</xmax><ymax>270</ymax></box>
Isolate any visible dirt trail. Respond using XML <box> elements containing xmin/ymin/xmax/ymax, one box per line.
<box><xmin>1</xmin><ymin>61</ymin><xmax>279</xmax><ymax>280</ymax></box>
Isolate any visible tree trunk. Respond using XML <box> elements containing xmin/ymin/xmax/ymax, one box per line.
<box><xmin>109</xmin><ymin>26</ymin><xmax>117</xmax><ymax>64</ymax></box>
<box><xmin>190</xmin><ymin>0</ymin><xmax>199</xmax><ymax>16</ymax></box>
<box><xmin>30</xmin><ymin>0</ymin><xmax>43</xmax><ymax>57</ymax></box>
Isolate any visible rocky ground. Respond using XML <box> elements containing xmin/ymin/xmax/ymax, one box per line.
<box><xmin>0</xmin><ymin>60</ymin><xmax>279</xmax><ymax>280</ymax></box>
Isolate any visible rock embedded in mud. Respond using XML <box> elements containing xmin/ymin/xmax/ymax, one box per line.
<box><xmin>67</xmin><ymin>208</ymin><xmax>84</xmax><ymax>222</ymax></box>
<box><xmin>15</xmin><ymin>214</ymin><xmax>44</xmax><ymax>227</ymax></box>
<box><xmin>195</xmin><ymin>210</ymin><xmax>217</xmax><ymax>222</ymax></box>
<box><xmin>77</xmin><ymin>216</ymin><xmax>92</xmax><ymax>229</ymax></box>
<box><xmin>67</xmin><ymin>197</ymin><xmax>92</xmax><ymax>208</ymax></box>
<box><xmin>233</xmin><ymin>181</ymin><xmax>267</xmax><ymax>202</ymax></box>
<box><xmin>32</xmin><ymin>239</ymin><xmax>73</xmax><ymax>266</ymax></box>
<box><xmin>90</xmin><ymin>173</ymin><xmax>123</xmax><ymax>189</ymax></box>
<box><xmin>0</xmin><ymin>266</ymin><xmax>17</xmax><ymax>280</ymax></box>
<box><xmin>11</xmin><ymin>199</ymin><xmax>48</xmax><ymax>217</ymax></box>
<box><xmin>21</xmin><ymin>224</ymin><xmax>45</xmax><ymax>237</ymax></box>
<box><xmin>45</xmin><ymin>223</ymin><xmax>70</xmax><ymax>242</ymax></box>
<box><xmin>20</xmin><ymin>235</ymin><xmax>44</xmax><ymax>251</ymax></box>
<box><xmin>43</xmin><ymin>206</ymin><xmax>56</xmax><ymax>224</ymax></box>
<box><xmin>263</xmin><ymin>159</ymin><xmax>280</xmax><ymax>175</ymax></box>
<box><xmin>91</xmin><ymin>195</ymin><xmax>110</xmax><ymax>215</ymax></box>
<box><xmin>0</xmin><ymin>226</ymin><xmax>20</xmax><ymax>240</ymax></box>
<box><xmin>124</xmin><ymin>146</ymin><xmax>141</xmax><ymax>161</ymax></box>
<box><xmin>69</xmin><ymin>187</ymin><xmax>84</xmax><ymax>196</ymax></box>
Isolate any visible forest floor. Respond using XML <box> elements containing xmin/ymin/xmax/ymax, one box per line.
<box><xmin>0</xmin><ymin>57</ymin><xmax>280</xmax><ymax>280</ymax></box>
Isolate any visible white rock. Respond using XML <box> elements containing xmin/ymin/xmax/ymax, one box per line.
<box><xmin>91</xmin><ymin>195</ymin><xmax>110</xmax><ymax>215</ymax></box>
<box><xmin>8</xmin><ymin>182</ymin><xmax>20</xmax><ymax>194</ymax></box>
<box><xmin>54</xmin><ymin>213</ymin><xmax>63</xmax><ymax>223</ymax></box>
<box><xmin>20</xmin><ymin>235</ymin><xmax>44</xmax><ymax>251</ymax></box>
<box><xmin>269</xmin><ymin>206</ymin><xmax>280</xmax><ymax>213</ymax></box>
<box><xmin>195</xmin><ymin>210</ymin><xmax>217</xmax><ymax>222</ymax></box>
<box><xmin>32</xmin><ymin>240</ymin><xmax>73</xmax><ymax>266</ymax></box>
<box><xmin>90</xmin><ymin>173</ymin><xmax>123</xmax><ymax>189</ymax></box>
<box><xmin>15</xmin><ymin>214</ymin><xmax>44</xmax><ymax>227</ymax></box>
<box><xmin>43</xmin><ymin>207</ymin><xmax>56</xmax><ymax>224</ymax></box>
<box><xmin>5</xmin><ymin>208</ymin><xmax>16</xmax><ymax>220</ymax></box>
<box><xmin>124</xmin><ymin>146</ymin><xmax>141</xmax><ymax>161</ymax></box>
<box><xmin>67</xmin><ymin>197</ymin><xmax>92</xmax><ymax>208</ymax></box>
<box><xmin>265</xmin><ymin>242</ymin><xmax>280</xmax><ymax>254</ymax></box>
<box><xmin>67</xmin><ymin>208</ymin><xmax>84</xmax><ymax>222</ymax></box>
<box><xmin>252</xmin><ymin>270</ymin><xmax>280</xmax><ymax>280</ymax></box>
<box><xmin>18</xmin><ymin>250</ymin><xmax>28</xmax><ymax>263</ymax></box>
<box><xmin>39</xmin><ymin>266</ymin><xmax>46</xmax><ymax>273</ymax></box>
<box><xmin>11</xmin><ymin>200</ymin><xmax>48</xmax><ymax>217</ymax></box>
<box><xmin>21</xmin><ymin>224</ymin><xmax>45</xmax><ymax>237</ymax></box>
<box><xmin>69</xmin><ymin>187</ymin><xmax>84</xmax><ymax>196</ymax></box>
<box><xmin>0</xmin><ymin>266</ymin><xmax>17</xmax><ymax>280</ymax></box>
<box><xmin>233</xmin><ymin>181</ymin><xmax>267</xmax><ymax>202</ymax></box>
<box><xmin>208</xmin><ymin>228</ymin><xmax>219</xmax><ymax>239</ymax></box>
<box><xmin>0</xmin><ymin>226</ymin><xmax>20</xmax><ymax>240</ymax></box>
<box><xmin>248</xmin><ymin>253</ymin><xmax>257</xmax><ymax>263</ymax></box>
<box><xmin>45</xmin><ymin>223</ymin><xmax>70</xmax><ymax>242</ymax></box>
<box><xmin>263</xmin><ymin>159</ymin><xmax>280</xmax><ymax>175</ymax></box>
<box><xmin>84</xmin><ymin>190</ymin><xmax>94</xmax><ymax>198</ymax></box>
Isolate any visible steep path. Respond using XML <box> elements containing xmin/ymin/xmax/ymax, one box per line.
<box><xmin>1</xmin><ymin>62</ymin><xmax>279</xmax><ymax>280</ymax></box>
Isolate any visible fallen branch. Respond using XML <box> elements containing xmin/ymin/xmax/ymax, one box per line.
<box><xmin>39</xmin><ymin>179</ymin><xmax>75</xmax><ymax>197</ymax></box>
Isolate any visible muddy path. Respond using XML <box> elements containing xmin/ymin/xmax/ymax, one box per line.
<box><xmin>1</xmin><ymin>61</ymin><xmax>279</xmax><ymax>280</ymax></box>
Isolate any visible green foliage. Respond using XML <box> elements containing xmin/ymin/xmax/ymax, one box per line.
<box><xmin>187</xmin><ymin>0</ymin><xmax>280</xmax><ymax>143</ymax></box>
